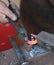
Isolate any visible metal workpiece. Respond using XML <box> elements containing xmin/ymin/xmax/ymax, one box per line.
<box><xmin>7</xmin><ymin>0</ymin><xmax>28</xmax><ymax>42</ymax></box>
<box><xmin>8</xmin><ymin>36</ymin><xmax>48</xmax><ymax>65</ymax></box>
<box><xmin>37</xmin><ymin>31</ymin><xmax>54</xmax><ymax>51</ymax></box>
<box><xmin>6</xmin><ymin>16</ymin><xmax>19</xmax><ymax>30</ymax></box>
<box><xmin>8</xmin><ymin>36</ymin><xmax>29</xmax><ymax>65</ymax></box>
<box><xmin>6</xmin><ymin>3</ymin><xmax>29</xmax><ymax>64</ymax></box>
<box><xmin>6</xmin><ymin>16</ymin><xmax>28</xmax><ymax>42</ymax></box>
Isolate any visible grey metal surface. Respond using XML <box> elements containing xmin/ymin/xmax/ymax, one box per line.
<box><xmin>0</xmin><ymin>49</ymin><xmax>19</xmax><ymax>65</ymax></box>
<box><xmin>37</xmin><ymin>31</ymin><xmax>54</xmax><ymax>51</ymax></box>
<box><xmin>38</xmin><ymin>31</ymin><xmax>54</xmax><ymax>46</ymax></box>
<box><xmin>29</xmin><ymin>52</ymin><xmax>54</xmax><ymax>65</ymax></box>
<box><xmin>8</xmin><ymin>34</ymin><xmax>48</xmax><ymax>65</ymax></box>
<box><xmin>22</xmin><ymin>45</ymin><xmax>47</xmax><ymax>60</ymax></box>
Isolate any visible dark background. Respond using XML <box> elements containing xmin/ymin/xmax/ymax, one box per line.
<box><xmin>20</xmin><ymin>0</ymin><xmax>54</xmax><ymax>35</ymax></box>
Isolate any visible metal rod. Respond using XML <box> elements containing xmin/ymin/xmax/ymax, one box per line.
<box><xmin>6</xmin><ymin>16</ymin><xmax>20</xmax><ymax>32</ymax></box>
<box><xmin>8</xmin><ymin>36</ymin><xmax>27</xmax><ymax>64</ymax></box>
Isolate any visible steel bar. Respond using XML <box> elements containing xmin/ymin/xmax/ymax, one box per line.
<box><xmin>8</xmin><ymin>36</ymin><xmax>29</xmax><ymax>65</ymax></box>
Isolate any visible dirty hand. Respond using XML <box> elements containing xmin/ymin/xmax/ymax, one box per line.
<box><xmin>0</xmin><ymin>0</ymin><xmax>17</xmax><ymax>24</ymax></box>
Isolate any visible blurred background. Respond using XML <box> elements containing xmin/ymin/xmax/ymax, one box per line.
<box><xmin>2</xmin><ymin>0</ymin><xmax>21</xmax><ymax>8</ymax></box>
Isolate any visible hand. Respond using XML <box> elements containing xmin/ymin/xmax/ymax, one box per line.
<box><xmin>0</xmin><ymin>0</ymin><xmax>17</xmax><ymax>24</ymax></box>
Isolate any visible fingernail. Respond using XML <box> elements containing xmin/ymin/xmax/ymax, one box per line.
<box><xmin>11</xmin><ymin>14</ymin><xmax>17</xmax><ymax>21</ymax></box>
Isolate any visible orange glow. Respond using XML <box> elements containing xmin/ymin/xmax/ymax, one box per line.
<box><xmin>27</xmin><ymin>39</ymin><xmax>38</xmax><ymax>45</ymax></box>
<box><xmin>27</xmin><ymin>34</ymin><xmax>38</xmax><ymax>45</ymax></box>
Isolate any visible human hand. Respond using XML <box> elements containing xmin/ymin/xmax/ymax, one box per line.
<box><xmin>0</xmin><ymin>0</ymin><xmax>17</xmax><ymax>24</ymax></box>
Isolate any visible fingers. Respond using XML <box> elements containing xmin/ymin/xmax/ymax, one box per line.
<box><xmin>8</xmin><ymin>0</ymin><xmax>20</xmax><ymax>17</ymax></box>
<box><xmin>0</xmin><ymin>18</ymin><xmax>8</xmax><ymax>24</ymax></box>
<box><xmin>0</xmin><ymin>1</ymin><xmax>17</xmax><ymax>22</ymax></box>
<box><xmin>0</xmin><ymin>13</ymin><xmax>8</xmax><ymax>23</ymax></box>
